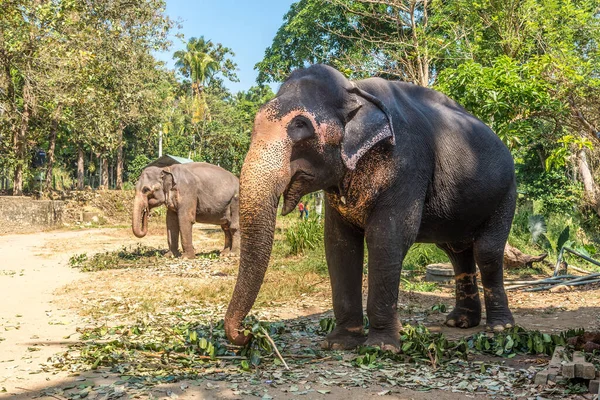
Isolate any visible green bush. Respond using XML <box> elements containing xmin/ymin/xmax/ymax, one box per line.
<box><xmin>403</xmin><ymin>244</ymin><xmax>448</xmax><ymax>272</ymax></box>
<box><xmin>285</xmin><ymin>217</ymin><xmax>324</xmax><ymax>255</ymax></box>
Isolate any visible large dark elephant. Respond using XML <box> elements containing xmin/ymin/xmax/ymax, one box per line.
<box><xmin>132</xmin><ymin>162</ymin><xmax>240</xmax><ymax>258</ymax></box>
<box><xmin>225</xmin><ymin>64</ymin><xmax>516</xmax><ymax>351</ymax></box>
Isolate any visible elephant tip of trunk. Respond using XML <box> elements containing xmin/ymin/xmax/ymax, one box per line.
<box><xmin>225</xmin><ymin>319</ymin><xmax>252</xmax><ymax>346</ymax></box>
<box><xmin>228</xmin><ymin>331</ymin><xmax>252</xmax><ymax>347</ymax></box>
<box><xmin>132</xmin><ymin>228</ymin><xmax>147</xmax><ymax>238</ymax></box>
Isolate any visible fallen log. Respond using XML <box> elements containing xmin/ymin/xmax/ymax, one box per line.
<box><xmin>504</xmin><ymin>243</ymin><xmax>547</xmax><ymax>269</ymax></box>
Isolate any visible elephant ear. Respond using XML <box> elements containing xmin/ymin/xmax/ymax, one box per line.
<box><xmin>160</xmin><ymin>167</ymin><xmax>176</xmax><ymax>191</ymax></box>
<box><xmin>341</xmin><ymin>85</ymin><xmax>396</xmax><ymax>170</ymax></box>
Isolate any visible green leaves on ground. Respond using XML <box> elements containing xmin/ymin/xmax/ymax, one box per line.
<box><xmin>68</xmin><ymin>245</ymin><xmax>167</xmax><ymax>272</ymax></box>
<box><xmin>468</xmin><ymin>326</ymin><xmax>584</xmax><ymax>358</ymax></box>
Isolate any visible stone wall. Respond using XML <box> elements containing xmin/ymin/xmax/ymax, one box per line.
<box><xmin>0</xmin><ymin>196</ymin><xmax>64</xmax><ymax>234</ymax></box>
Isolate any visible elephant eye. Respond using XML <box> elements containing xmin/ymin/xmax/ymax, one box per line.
<box><xmin>288</xmin><ymin>116</ymin><xmax>315</xmax><ymax>142</ymax></box>
<box><xmin>142</xmin><ymin>186</ymin><xmax>152</xmax><ymax>194</ymax></box>
<box><xmin>294</xmin><ymin>119</ymin><xmax>306</xmax><ymax>129</ymax></box>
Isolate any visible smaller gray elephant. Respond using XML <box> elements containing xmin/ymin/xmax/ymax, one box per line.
<box><xmin>132</xmin><ymin>162</ymin><xmax>240</xmax><ymax>258</ymax></box>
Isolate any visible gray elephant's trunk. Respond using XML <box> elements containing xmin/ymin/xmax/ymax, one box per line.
<box><xmin>132</xmin><ymin>192</ymin><xmax>149</xmax><ymax>238</ymax></box>
<box><xmin>225</xmin><ymin>138</ymin><xmax>292</xmax><ymax>345</ymax></box>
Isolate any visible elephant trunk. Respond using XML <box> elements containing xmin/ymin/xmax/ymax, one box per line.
<box><xmin>132</xmin><ymin>192</ymin><xmax>149</xmax><ymax>238</ymax></box>
<box><xmin>225</xmin><ymin>137</ymin><xmax>292</xmax><ymax>345</ymax></box>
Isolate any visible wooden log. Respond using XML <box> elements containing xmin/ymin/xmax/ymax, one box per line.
<box><xmin>504</xmin><ymin>243</ymin><xmax>547</xmax><ymax>269</ymax></box>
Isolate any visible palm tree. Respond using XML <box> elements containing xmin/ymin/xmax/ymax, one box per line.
<box><xmin>173</xmin><ymin>37</ymin><xmax>219</xmax><ymax>97</ymax></box>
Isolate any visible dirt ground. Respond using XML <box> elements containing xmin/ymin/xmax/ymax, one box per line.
<box><xmin>1</xmin><ymin>225</ymin><xmax>599</xmax><ymax>399</ymax></box>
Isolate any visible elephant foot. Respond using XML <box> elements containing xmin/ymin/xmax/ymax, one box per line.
<box><xmin>165</xmin><ymin>250</ymin><xmax>181</xmax><ymax>258</ymax></box>
<box><xmin>181</xmin><ymin>252</ymin><xmax>196</xmax><ymax>260</ymax></box>
<box><xmin>445</xmin><ymin>307</ymin><xmax>481</xmax><ymax>328</ymax></box>
<box><xmin>485</xmin><ymin>312</ymin><xmax>514</xmax><ymax>332</ymax></box>
<box><xmin>364</xmin><ymin>328</ymin><xmax>401</xmax><ymax>353</ymax></box>
<box><xmin>321</xmin><ymin>326</ymin><xmax>365</xmax><ymax>350</ymax></box>
<box><xmin>220</xmin><ymin>249</ymin><xmax>239</xmax><ymax>257</ymax></box>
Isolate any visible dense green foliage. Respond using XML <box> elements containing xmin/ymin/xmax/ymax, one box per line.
<box><xmin>258</xmin><ymin>0</ymin><xmax>600</xmax><ymax>248</ymax></box>
<box><xmin>0</xmin><ymin>1</ymin><xmax>272</xmax><ymax>193</ymax></box>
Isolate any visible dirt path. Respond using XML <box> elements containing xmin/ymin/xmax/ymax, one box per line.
<box><xmin>0</xmin><ymin>227</ymin><xmax>169</xmax><ymax>397</ymax></box>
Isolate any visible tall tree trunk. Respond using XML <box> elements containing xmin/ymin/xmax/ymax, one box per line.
<box><xmin>13</xmin><ymin>78</ymin><xmax>32</xmax><ymax>196</ymax></box>
<box><xmin>44</xmin><ymin>105</ymin><xmax>62</xmax><ymax>190</ymax></box>
<box><xmin>577</xmin><ymin>149</ymin><xmax>599</xmax><ymax>214</ymax></box>
<box><xmin>116</xmin><ymin>123</ymin><xmax>124</xmax><ymax>189</ymax></box>
<box><xmin>101</xmin><ymin>157</ymin><xmax>109</xmax><ymax>189</ymax></box>
<box><xmin>77</xmin><ymin>146</ymin><xmax>84</xmax><ymax>190</ymax></box>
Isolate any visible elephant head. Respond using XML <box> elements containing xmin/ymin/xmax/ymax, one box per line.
<box><xmin>132</xmin><ymin>166</ymin><xmax>167</xmax><ymax>238</ymax></box>
<box><xmin>225</xmin><ymin>64</ymin><xmax>396</xmax><ymax>345</ymax></box>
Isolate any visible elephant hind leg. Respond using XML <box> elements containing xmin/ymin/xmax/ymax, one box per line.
<box><xmin>220</xmin><ymin>223</ymin><xmax>233</xmax><ymax>255</ymax></box>
<box><xmin>437</xmin><ymin>243</ymin><xmax>481</xmax><ymax>328</ymax></box>
<box><xmin>473</xmin><ymin>192</ymin><xmax>516</xmax><ymax>332</ymax></box>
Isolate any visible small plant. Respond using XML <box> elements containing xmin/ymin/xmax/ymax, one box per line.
<box><xmin>68</xmin><ymin>253</ymin><xmax>88</xmax><ymax>268</ymax></box>
<box><xmin>285</xmin><ymin>217</ymin><xmax>324</xmax><ymax>255</ymax></box>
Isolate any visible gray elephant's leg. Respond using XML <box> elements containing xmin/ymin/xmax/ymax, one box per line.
<box><xmin>321</xmin><ymin>200</ymin><xmax>366</xmax><ymax>350</ymax></box>
<box><xmin>220</xmin><ymin>223</ymin><xmax>232</xmax><ymax>256</ymax></box>
<box><xmin>473</xmin><ymin>193</ymin><xmax>515</xmax><ymax>332</ymax></box>
<box><xmin>363</xmin><ymin>198</ymin><xmax>422</xmax><ymax>352</ymax></box>
<box><xmin>165</xmin><ymin>209</ymin><xmax>181</xmax><ymax>258</ymax></box>
<box><xmin>178</xmin><ymin>208</ymin><xmax>196</xmax><ymax>259</ymax></box>
<box><xmin>437</xmin><ymin>244</ymin><xmax>481</xmax><ymax>328</ymax></box>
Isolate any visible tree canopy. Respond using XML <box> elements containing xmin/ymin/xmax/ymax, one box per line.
<box><xmin>257</xmin><ymin>0</ymin><xmax>600</xmax><ymax>219</ymax></box>
<box><xmin>0</xmin><ymin>0</ymin><xmax>273</xmax><ymax>193</ymax></box>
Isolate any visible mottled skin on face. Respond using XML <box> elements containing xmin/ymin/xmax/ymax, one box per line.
<box><xmin>225</xmin><ymin>64</ymin><xmax>516</xmax><ymax>350</ymax></box>
<box><xmin>132</xmin><ymin>162</ymin><xmax>240</xmax><ymax>259</ymax></box>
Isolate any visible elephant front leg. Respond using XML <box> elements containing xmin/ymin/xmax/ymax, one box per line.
<box><xmin>321</xmin><ymin>201</ymin><xmax>366</xmax><ymax>350</ymax></box>
<box><xmin>364</xmin><ymin>203</ymin><xmax>422</xmax><ymax>352</ymax></box>
<box><xmin>437</xmin><ymin>244</ymin><xmax>481</xmax><ymax>328</ymax></box>
<box><xmin>178</xmin><ymin>209</ymin><xmax>196</xmax><ymax>259</ymax></box>
<box><xmin>165</xmin><ymin>209</ymin><xmax>181</xmax><ymax>258</ymax></box>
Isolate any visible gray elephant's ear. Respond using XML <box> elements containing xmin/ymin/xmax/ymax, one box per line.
<box><xmin>161</xmin><ymin>167</ymin><xmax>176</xmax><ymax>189</ymax></box>
<box><xmin>341</xmin><ymin>85</ymin><xmax>395</xmax><ymax>170</ymax></box>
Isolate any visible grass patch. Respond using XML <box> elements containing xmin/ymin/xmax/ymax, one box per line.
<box><xmin>68</xmin><ymin>245</ymin><xmax>221</xmax><ymax>272</ymax></box>
<box><xmin>401</xmin><ymin>278</ymin><xmax>440</xmax><ymax>292</ymax></box>
<box><xmin>284</xmin><ymin>216</ymin><xmax>324</xmax><ymax>255</ymax></box>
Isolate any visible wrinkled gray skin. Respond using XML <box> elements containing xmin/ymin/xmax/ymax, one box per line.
<box><xmin>132</xmin><ymin>163</ymin><xmax>240</xmax><ymax>258</ymax></box>
<box><xmin>225</xmin><ymin>64</ymin><xmax>516</xmax><ymax>351</ymax></box>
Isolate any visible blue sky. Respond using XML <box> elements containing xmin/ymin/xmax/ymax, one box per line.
<box><xmin>156</xmin><ymin>0</ymin><xmax>296</xmax><ymax>94</ymax></box>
